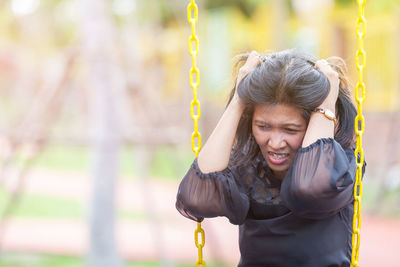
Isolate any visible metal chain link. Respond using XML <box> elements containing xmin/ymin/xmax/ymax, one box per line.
<box><xmin>195</xmin><ymin>222</ymin><xmax>206</xmax><ymax>267</ymax></box>
<box><xmin>351</xmin><ymin>0</ymin><xmax>366</xmax><ymax>266</ymax></box>
<box><xmin>188</xmin><ymin>0</ymin><xmax>202</xmax><ymax>157</ymax></box>
<box><xmin>187</xmin><ymin>1</ymin><xmax>205</xmax><ymax>266</ymax></box>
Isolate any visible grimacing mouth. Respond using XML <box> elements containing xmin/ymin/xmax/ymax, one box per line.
<box><xmin>268</xmin><ymin>151</ymin><xmax>289</xmax><ymax>159</ymax></box>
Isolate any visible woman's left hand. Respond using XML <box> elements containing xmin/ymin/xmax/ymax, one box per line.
<box><xmin>315</xmin><ymin>59</ymin><xmax>339</xmax><ymax>110</ymax></box>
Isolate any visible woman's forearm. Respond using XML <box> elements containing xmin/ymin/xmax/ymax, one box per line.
<box><xmin>302</xmin><ymin>59</ymin><xmax>338</xmax><ymax>147</ymax></box>
<box><xmin>198</xmin><ymin>51</ymin><xmax>262</xmax><ymax>173</ymax></box>
<box><xmin>301</xmin><ymin>107</ymin><xmax>335</xmax><ymax>147</ymax></box>
<box><xmin>197</xmin><ymin>95</ymin><xmax>244</xmax><ymax>173</ymax></box>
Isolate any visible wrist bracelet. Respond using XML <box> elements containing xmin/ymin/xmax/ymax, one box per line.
<box><xmin>313</xmin><ymin>107</ymin><xmax>337</xmax><ymax>123</ymax></box>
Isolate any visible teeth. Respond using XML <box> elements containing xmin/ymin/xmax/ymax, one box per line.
<box><xmin>270</xmin><ymin>152</ymin><xmax>288</xmax><ymax>159</ymax></box>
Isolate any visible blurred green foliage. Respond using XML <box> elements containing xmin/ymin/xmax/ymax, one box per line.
<box><xmin>204</xmin><ymin>0</ymin><xmax>266</xmax><ymax>17</ymax></box>
<box><xmin>0</xmin><ymin>253</ymin><xmax>230</xmax><ymax>267</ymax></box>
<box><xmin>0</xmin><ymin>253</ymin><xmax>82</xmax><ymax>267</ymax></box>
<box><xmin>150</xmin><ymin>145</ymin><xmax>194</xmax><ymax>179</ymax></box>
<box><xmin>0</xmin><ymin>188</ymin><xmax>147</xmax><ymax>219</ymax></box>
<box><xmin>362</xmin><ymin>180</ymin><xmax>400</xmax><ymax>218</ymax></box>
<box><xmin>32</xmin><ymin>145</ymin><xmax>89</xmax><ymax>172</ymax></box>
<box><xmin>30</xmin><ymin>144</ymin><xmax>193</xmax><ymax>180</ymax></box>
<box><xmin>0</xmin><ymin>189</ymin><xmax>83</xmax><ymax>218</ymax></box>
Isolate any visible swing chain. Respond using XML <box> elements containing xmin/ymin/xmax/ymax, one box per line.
<box><xmin>188</xmin><ymin>1</ymin><xmax>205</xmax><ymax>266</ymax></box>
<box><xmin>351</xmin><ymin>0</ymin><xmax>366</xmax><ymax>266</ymax></box>
<box><xmin>188</xmin><ymin>0</ymin><xmax>202</xmax><ymax>157</ymax></box>
<box><xmin>195</xmin><ymin>222</ymin><xmax>206</xmax><ymax>267</ymax></box>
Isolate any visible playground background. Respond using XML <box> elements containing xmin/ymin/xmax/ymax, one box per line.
<box><xmin>0</xmin><ymin>0</ymin><xmax>400</xmax><ymax>266</ymax></box>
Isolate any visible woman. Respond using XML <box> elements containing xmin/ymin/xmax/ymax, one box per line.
<box><xmin>176</xmin><ymin>49</ymin><xmax>365</xmax><ymax>266</ymax></box>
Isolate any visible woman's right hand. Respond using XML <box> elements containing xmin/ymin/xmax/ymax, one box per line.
<box><xmin>234</xmin><ymin>51</ymin><xmax>265</xmax><ymax>103</ymax></box>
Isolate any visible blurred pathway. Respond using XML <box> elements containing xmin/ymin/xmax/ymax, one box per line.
<box><xmin>1</xmin><ymin>168</ymin><xmax>400</xmax><ymax>266</ymax></box>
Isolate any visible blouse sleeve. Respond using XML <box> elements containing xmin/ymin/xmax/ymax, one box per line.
<box><xmin>281</xmin><ymin>138</ymin><xmax>365</xmax><ymax>219</ymax></box>
<box><xmin>175</xmin><ymin>158</ymin><xmax>250</xmax><ymax>225</ymax></box>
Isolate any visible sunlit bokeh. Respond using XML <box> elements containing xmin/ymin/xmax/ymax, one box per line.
<box><xmin>12</xmin><ymin>0</ymin><xmax>40</xmax><ymax>16</ymax></box>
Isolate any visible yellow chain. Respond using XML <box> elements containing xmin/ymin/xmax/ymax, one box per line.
<box><xmin>188</xmin><ymin>0</ymin><xmax>202</xmax><ymax>157</ymax></box>
<box><xmin>351</xmin><ymin>0</ymin><xmax>366</xmax><ymax>266</ymax></box>
<box><xmin>187</xmin><ymin>1</ymin><xmax>205</xmax><ymax>266</ymax></box>
<box><xmin>195</xmin><ymin>222</ymin><xmax>206</xmax><ymax>267</ymax></box>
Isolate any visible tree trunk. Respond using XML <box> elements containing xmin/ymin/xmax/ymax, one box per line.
<box><xmin>80</xmin><ymin>0</ymin><xmax>122</xmax><ymax>266</ymax></box>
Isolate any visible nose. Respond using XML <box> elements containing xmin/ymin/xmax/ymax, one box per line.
<box><xmin>267</xmin><ymin>131</ymin><xmax>286</xmax><ymax>151</ymax></box>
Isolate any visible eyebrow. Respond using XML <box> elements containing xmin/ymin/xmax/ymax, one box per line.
<box><xmin>254</xmin><ymin>120</ymin><xmax>303</xmax><ymax>128</ymax></box>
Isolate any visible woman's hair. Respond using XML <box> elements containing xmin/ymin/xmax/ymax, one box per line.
<box><xmin>228</xmin><ymin>49</ymin><xmax>357</xmax><ymax>167</ymax></box>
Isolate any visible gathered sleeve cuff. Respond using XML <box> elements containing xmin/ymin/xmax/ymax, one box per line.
<box><xmin>281</xmin><ymin>138</ymin><xmax>365</xmax><ymax>219</ymax></box>
<box><xmin>175</xmin><ymin>158</ymin><xmax>250</xmax><ymax>225</ymax></box>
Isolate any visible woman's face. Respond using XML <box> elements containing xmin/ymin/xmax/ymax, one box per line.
<box><xmin>252</xmin><ymin>103</ymin><xmax>307</xmax><ymax>180</ymax></box>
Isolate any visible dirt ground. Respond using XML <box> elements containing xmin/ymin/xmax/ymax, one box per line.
<box><xmin>1</xmin><ymin>168</ymin><xmax>400</xmax><ymax>266</ymax></box>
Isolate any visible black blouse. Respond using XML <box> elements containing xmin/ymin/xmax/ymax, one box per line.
<box><xmin>176</xmin><ymin>138</ymin><xmax>364</xmax><ymax>267</ymax></box>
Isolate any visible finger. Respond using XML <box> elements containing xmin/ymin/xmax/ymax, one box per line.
<box><xmin>250</xmin><ymin>51</ymin><xmax>264</xmax><ymax>61</ymax></box>
<box><xmin>315</xmin><ymin>59</ymin><xmax>334</xmax><ymax>73</ymax></box>
<box><xmin>314</xmin><ymin>59</ymin><xmax>329</xmax><ymax>70</ymax></box>
<box><xmin>315</xmin><ymin>59</ymin><xmax>340</xmax><ymax>81</ymax></box>
<box><xmin>238</xmin><ymin>52</ymin><xmax>264</xmax><ymax>79</ymax></box>
<box><xmin>246</xmin><ymin>52</ymin><xmax>264</xmax><ymax>66</ymax></box>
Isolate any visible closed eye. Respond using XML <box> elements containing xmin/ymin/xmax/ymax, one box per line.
<box><xmin>285</xmin><ymin>128</ymin><xmax>299</xmax><ymax>133</ymax></box>
<box><xmin>256</xmin><ymin>124</ymin><xmax>270</xmax><ymax>131</ymax></box>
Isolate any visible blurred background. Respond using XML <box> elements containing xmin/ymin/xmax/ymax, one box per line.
<box><xmin>0</xmin><ymin>0</ymin><xmax>399</xmax><ymax>266</ymax></box>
